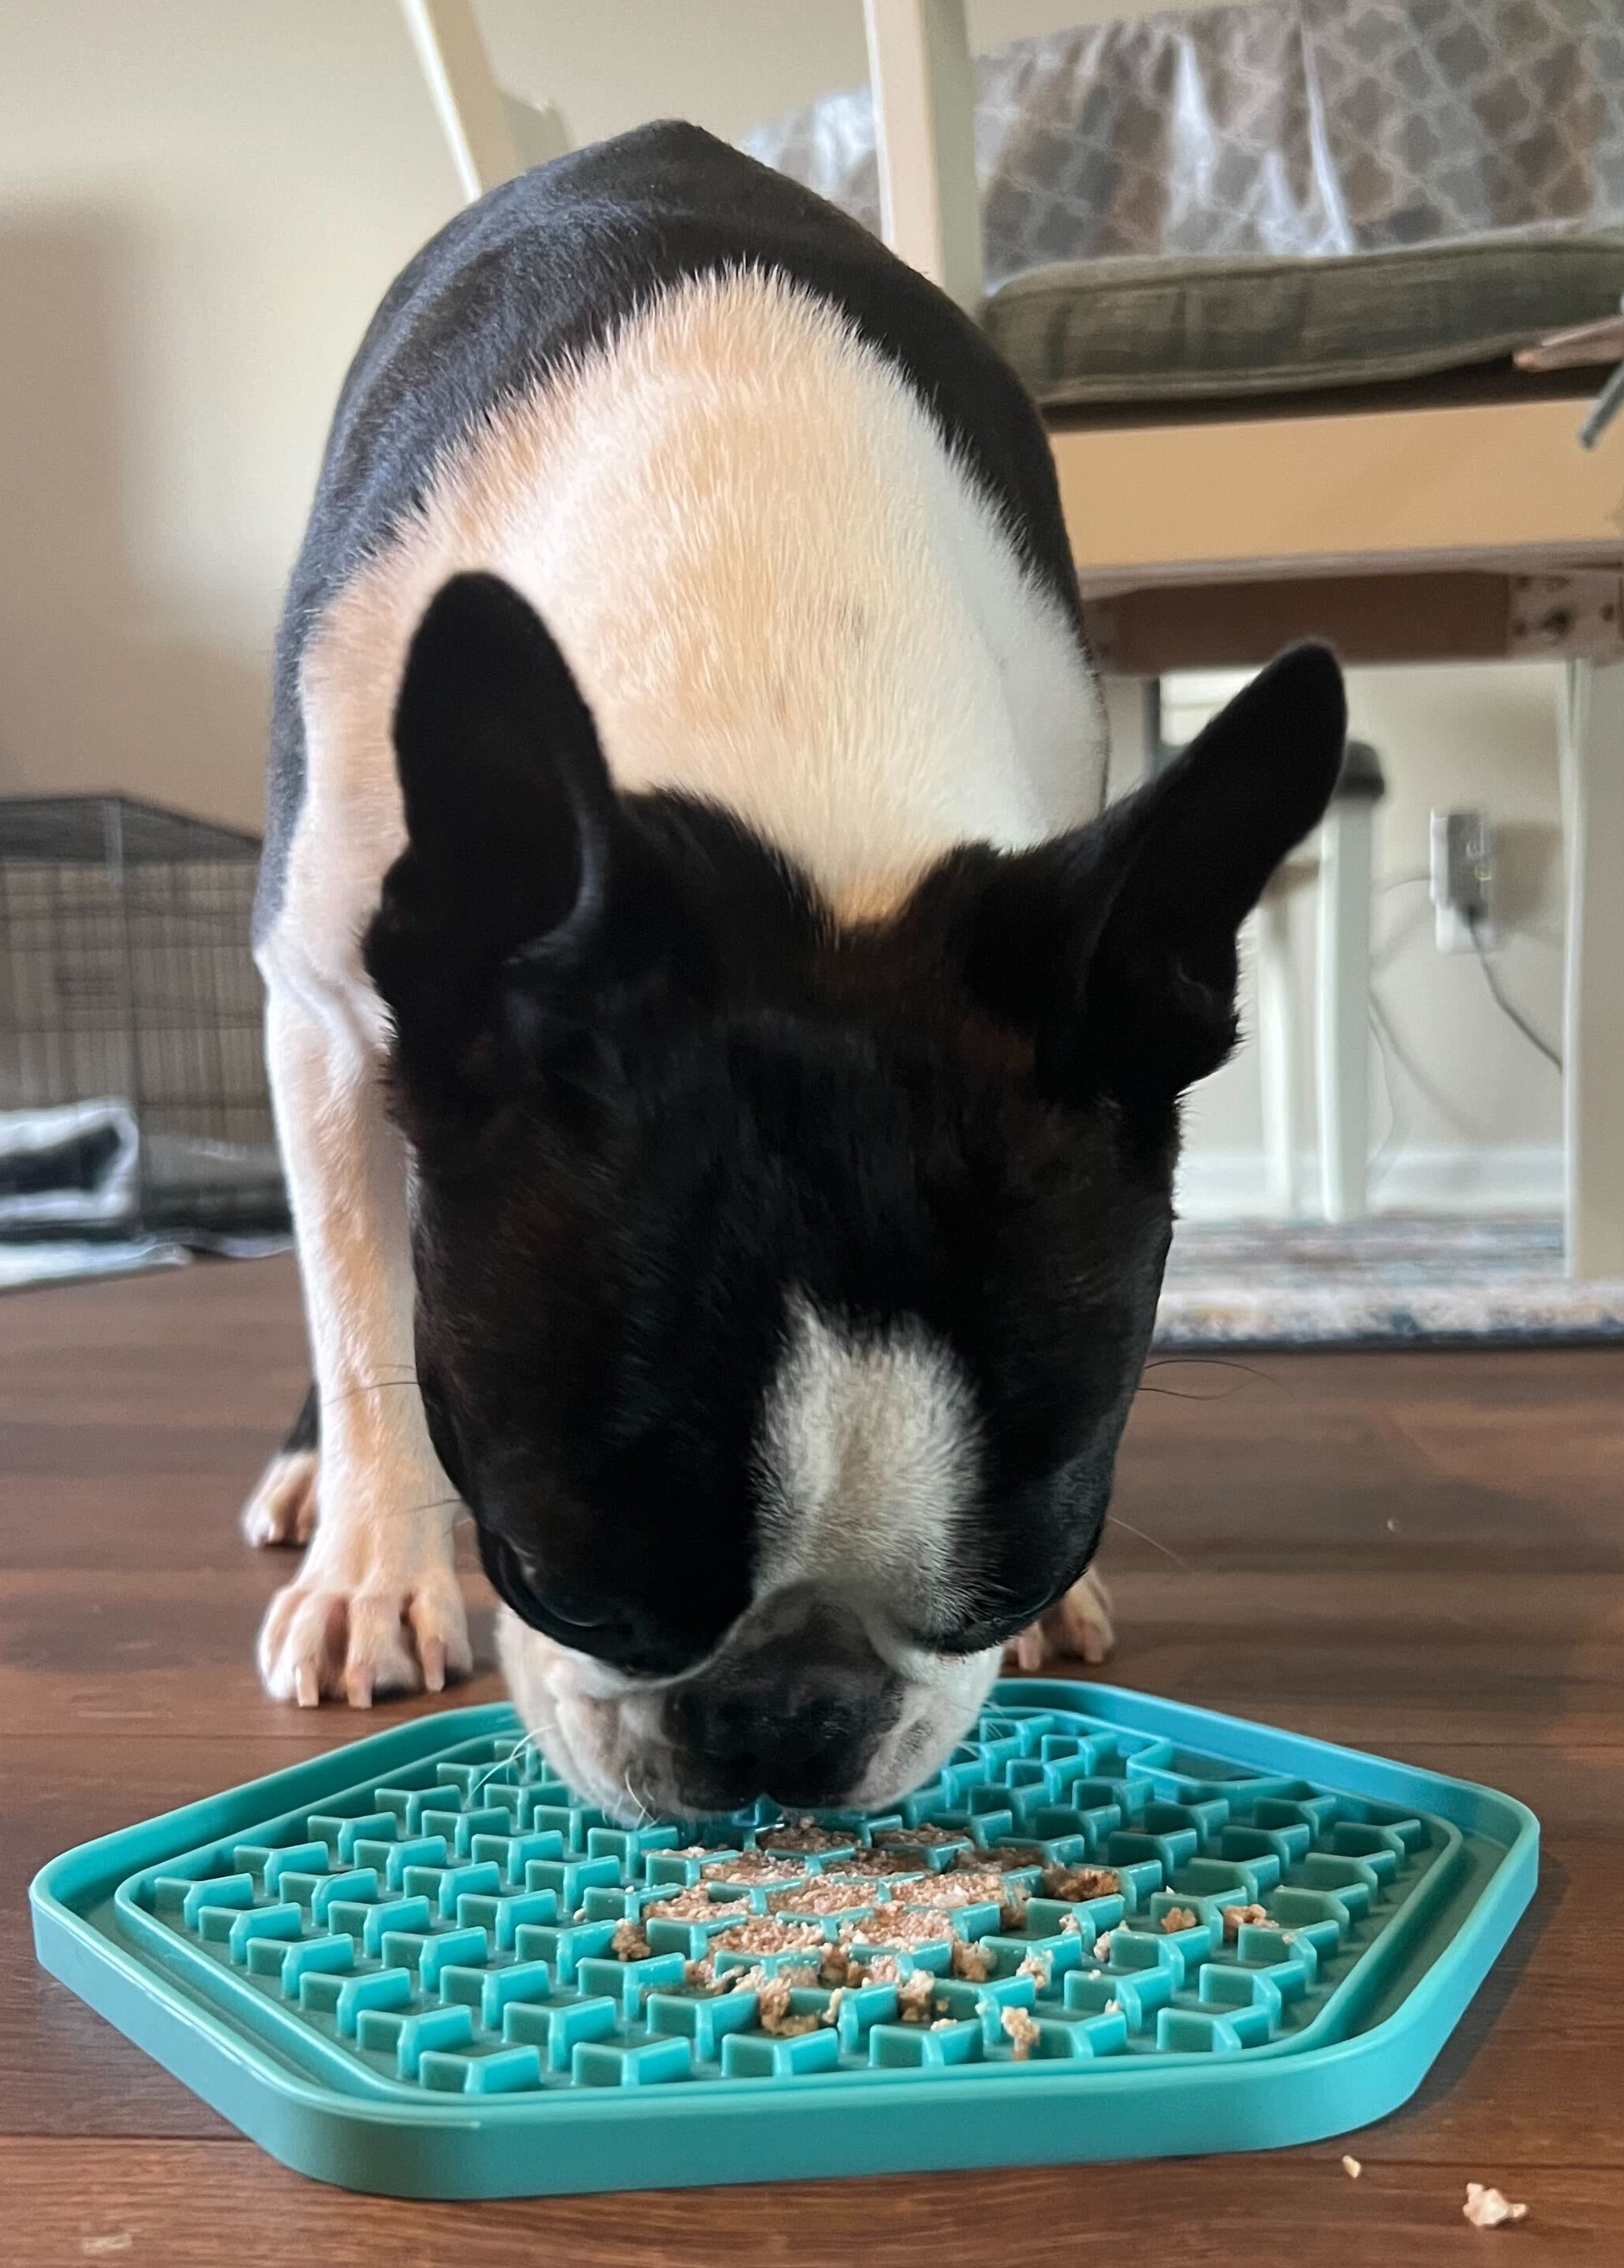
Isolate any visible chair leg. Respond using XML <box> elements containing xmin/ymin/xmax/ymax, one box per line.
<box><xmin>1255</xmin><ymin>886</ymin><xmax>1301</xmax><ymax>1218</ymax></box>
<box><xmin>1316</xmin><ymin>799</ymin><xmax>1374</xmax><ymax>1224</ymax></box>
<box><xmin>1557</xmin><ymin>659</ymin><xmax>1624</xmax><ymax>1278</ymax></box>
<box><xmin>862</xmin><ymin>0</ymin><xmax>984</xmax><ymax>312</ymax></box>
<box><xmin>399</xmin><ymin>0</ymin><xmax>518</xmax><ymax>203</ymax></box>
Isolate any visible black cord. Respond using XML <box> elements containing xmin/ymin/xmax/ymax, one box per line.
<box><xmin>1467</xmin><ymin>911</ymin><xmax>1563</xmax><ymax>1072</ymax></box>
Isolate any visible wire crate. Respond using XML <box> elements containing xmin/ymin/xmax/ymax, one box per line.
<box><xmin>0</xmin><ymin>795</ymin><xmax>288</xmax><ymax>1240</ymax></box>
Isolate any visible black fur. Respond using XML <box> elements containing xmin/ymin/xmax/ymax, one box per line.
<box><xmin>281</xmin><ymin>1382</ymin><xmax>319</xmax><ymax>1458</ymax></box>
<box><xmin>363</xmin><ymin>575</ymin><xmax>1346</xmax><ymax>1699</ymax></box>
<box><xmin>255</xmin><ymin>121</ymin><xmax>1086</xmax><ymax>941</ymax></box>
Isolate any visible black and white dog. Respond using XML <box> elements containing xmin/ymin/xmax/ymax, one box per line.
<box><xmin>242</xmin><ymin>123</ymin><xmax>1345</xmax><ymax>1820</ymax></box>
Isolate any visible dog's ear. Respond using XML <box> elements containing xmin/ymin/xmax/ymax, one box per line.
<box><xmin>964</xmin><ymin>643</ymin><xmax>1347</xmax><ymax>1105</ymax></box>
<box><xmin>364</xmin><ymin>572</ymin><xmax>633</xmax><ymax>1094</ymax></box>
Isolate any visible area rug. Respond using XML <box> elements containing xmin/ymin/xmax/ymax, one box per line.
<box><xmin>1155</xmin><ymin>1214</ymin><xmax>1624</xmax><ymax>1349</ymax></box>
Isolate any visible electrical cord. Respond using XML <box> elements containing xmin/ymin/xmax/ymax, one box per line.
<box><xmin>1467</xmin><ymin>910</ymin><xmax>1563</xmax><ymax>1073</ymax></box>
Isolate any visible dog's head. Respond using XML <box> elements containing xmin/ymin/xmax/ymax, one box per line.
<box><xmin>365</xmin><ymin>573</ymin><xmax>1345</xmax><ymax>1820</ymax></box>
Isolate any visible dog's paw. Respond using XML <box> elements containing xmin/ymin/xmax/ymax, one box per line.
<box><xmin>240</xmin><ymin>1448</ymin><xmax>319</xmax><ymax>1548</ymax></box>
<box><xmin>257</xmin><ymin>1554</ymin><xmax>472</xmax><ymax>1708</ymax></box>
<box><xmin>1005</xmin><ymin>1566</ymin><xmax>1115</xmax><ymax>1673</ymax></box>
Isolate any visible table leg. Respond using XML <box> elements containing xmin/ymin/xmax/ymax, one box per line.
<box><xmin>1558</xmin><ymin>659</ymin><xmax>1624</xmax><ymax>1277</ymax></box>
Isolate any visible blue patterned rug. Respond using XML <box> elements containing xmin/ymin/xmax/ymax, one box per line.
<box><xmin>1155</xmin><ymin>1214</ymin><xmax>1624</xmax><ymax>1349</ymax></box>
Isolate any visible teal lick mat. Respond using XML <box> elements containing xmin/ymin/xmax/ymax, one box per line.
<box><xmin>31</xmin><ymin>1680</ymin><xmax>1537</xmax><ymax>2198</ymax></box>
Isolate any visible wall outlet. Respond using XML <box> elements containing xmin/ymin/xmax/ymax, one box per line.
<box><xmin>1430</xmin><ymin>809</ymin><xmax>1496</xmax><ymax>952</ymax></box>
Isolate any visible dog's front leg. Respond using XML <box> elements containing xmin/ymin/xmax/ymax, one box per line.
<box><xmin>254</xmin><ymin>977</ymin><xmax>471</xmax><ymax>1706</ymax></box>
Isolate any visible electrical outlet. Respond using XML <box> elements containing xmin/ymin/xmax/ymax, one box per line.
<box><xmin>1430</xmin><ymin>809</ymin><xmax>1496</xmax><ymax>953</ymax></box>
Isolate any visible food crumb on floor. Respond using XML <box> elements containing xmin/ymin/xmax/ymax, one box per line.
<box><xmin>1464</xmin><ymin>2182</ymin><xmax>1529</xmax><ymax>2229</ymax></box>
<box><xmin>1341</xmin><ymin>2155</ymin><xmax>1362</xmax><ymax>2179</ymax></box>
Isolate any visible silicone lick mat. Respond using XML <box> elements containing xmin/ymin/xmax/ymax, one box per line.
<box><xmin>32</xmin><ymin>1680</ymin><xmax>1537</xmax><ymax>2198</ymax></box>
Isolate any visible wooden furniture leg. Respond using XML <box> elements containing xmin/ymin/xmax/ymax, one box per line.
<box><xmin>1558</xmin><ymin>659</ymin><xmax>1624</xmax><ymax>1277</ymax></box>
<box><xmin>1316</xmin><ymin>794</ymin><xmax>1375</xmax><ymax>1224</ymax></box>
<box><xmin>862</xmin><ymin>0</ymin><xmax>983</xmax><ymax>312</ymax></box>
<box><xmin>1256</xmin><ymin>882</ymin><xmax>1304</xmax><ymax>1217</ymax></box>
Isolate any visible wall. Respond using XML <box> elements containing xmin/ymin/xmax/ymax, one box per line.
<box><xmin>0</xmin><ymin>0</ymin><xmax>1569</xmax><ymax>1210</ymax></box>
<box><xmin>1162</xmin><ymin>664</ymin><xmax>1566</xmax><ymax>1214</ymax></box>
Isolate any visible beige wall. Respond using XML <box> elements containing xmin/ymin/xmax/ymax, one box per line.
<box><xmin>1175</xmin><ymin>663</ymin><xmax>1565</xmax><ymax>1193</ymax></box>
<box><xmin>0</xmin><ymin>0</ymin><xmax>1567</xmax><ymax>1197</ymax></box>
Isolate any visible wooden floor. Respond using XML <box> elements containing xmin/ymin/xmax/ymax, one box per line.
<box><xmin>5</xmin><ymin>1255</ymin><xmax>1622</xmax><ymax>2265</ymax></box>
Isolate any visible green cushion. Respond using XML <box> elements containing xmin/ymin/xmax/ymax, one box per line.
<box><xmin>984</xmin><ymin>230</ymin><xmax>1624</xmax><ymax>410</ymax></box>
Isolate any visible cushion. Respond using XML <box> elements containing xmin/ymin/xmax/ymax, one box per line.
<box><xmin>984</xmin><ymin>230</ymin><xmax>1624</xmax><ymax>411</ymax></box>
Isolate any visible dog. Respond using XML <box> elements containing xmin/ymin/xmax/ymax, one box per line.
<box><xmin>241</xmin><ymin>122</ymin><xmax>1345</xmax><ymax>1821</ymax></box>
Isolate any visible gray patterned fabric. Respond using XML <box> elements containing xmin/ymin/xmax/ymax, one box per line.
<box><xmin>745</xmin><ymin>0</ymin><xmax>1624</xmax><ymax>287</ymax></box>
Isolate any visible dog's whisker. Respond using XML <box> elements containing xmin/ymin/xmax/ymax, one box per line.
<box><xmin>467</xmin><ymin>1729</ymin><xmax>546</xmax><ymax>1805</ymax></box>
<box><xmin>319</xmin><ymin>1375</ymin><xmax>422</xmax><ymax>1412</ymax></box>
<box><xmin>1140</xmin><ymin>1354</ymin><xmax>1294</xmax><ymax>1401</ymax></box>
<box><xmin>1105</xmin><ymin>1513</ymin><xmax>1190</xmax><ymax>1570</ymax></box>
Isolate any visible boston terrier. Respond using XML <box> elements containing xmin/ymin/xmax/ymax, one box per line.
<box><xmin>240</xmin><ymin>122</ymin><xmax>1345</xmax><ymax>1820</ymax></box>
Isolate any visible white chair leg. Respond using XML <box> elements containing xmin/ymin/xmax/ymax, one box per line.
<box><xmin>1255</xmin><ymin>886</ymin><xmax>1301</xmax><ymax>1218</ymax></box>
<box><xmin>862</xmin><ymin>0</ymin><xmax>984</xmax><ymax>312</ymax></box>
<box><xmin>1316</xmin><ymin>798</ymin><xmax>1374</xmax><ymax>1224</ymax></box>
<box><xmin>1557</xmin><ymin>659</ymin><xmax>1624</xmax><ymax>1277</ymax></box>
<box><xmin>400</xmin><ymin>0</ymin><xmax>519</xmax><ymax>203</ymax></box>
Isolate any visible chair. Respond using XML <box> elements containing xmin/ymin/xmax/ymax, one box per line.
<box><xmin>397</xmin><ymin>0</ymin><xmax>1624</xmax><ymax>1275</ymax></box>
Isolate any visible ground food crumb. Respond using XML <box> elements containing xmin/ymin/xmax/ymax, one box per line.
<box><xmin>666</xmin><ymin>1844</ymin><xmax>728</xmax><ymax>1860</ymax></box>
<box><xmin>842</xmin><ymin>1908</ymin><xmax>954</xmax><ymax>1949</ymax></box>
<box><xmin>1059</xmin><ymin>1913</ymin><xmax>1081</xmax><ymax>1934</ymax></box>
<box><xmin>819</xmin><ymin>1988</ymin><xmax>845</xmax><ymax>2026</ymax></box>
<box><xmin>1103</xmin><ymin>1997</ymin><xmax>1122</xmax><ymax>2015</ymax></box>
<box><xmin>1040</xmin><ymin>1864</ymin><xmax>1120</xmax><ymax>1901</ymax></box>
<box><xmin>950</xmin><ymin>1940</ymin><xmax>994</xmax><ymax>1981</ymax></box>
<box><xmin>896</xmin><ymin>1972</ymin><xmax>936</xmax><ymax>2024</ymax></box>
<box><xmin>930</xmin><ymin>2017</ymin><xmax>959</xmax><ymax>2031</ymax></box>
<box><xmin>1464</xmin><ymin>2184</ymin><xmax>1528</xmax><ymax>2229</ymax></box>
<box><xmin>817</xmin><ymin>1945</ymin><xmax>867</xmax><ymax>1988</ymax></box>
<box><xmin>1016</xmin><ymin>1949</ymin><xmax>1053</xmax><ymax>1987</ymax></box>
<box><xmin>757</xmin><ymin>1821</ymin><xmax>856</xmax><ymax>1853</ymax></box>
<box><xmin>876</xmin><ymin>1825</ymin><xmax>962</xmax><ymax>1848</ymax></box>
<box><xmin>611</xmin><ymin>1919</ymin><xmax>651</xmax><ymax>1961</ymax></box>
<box><xmin>684</xmin><ymin>1957</ymin><xmax>717</xmax><ymax>1990</ymax></box>
<box><xmin>978</xmin><ymin>1843</ymin><xmax>1048</xmax><ymax>1870</ymax></box>
<box><xmin>1221</xmin><ymin>1902</ymin><xmax>1273</xmax><ymax>1941</ymax></box>
<box><xmin>1093</xmin><ymin>1931</ymin><xmax>1113</xmax><ymax>1963</ymax></box>
<box><xmin>646</xmin><ymin>1889</ymin><xmax>751</xmax><ymax>1924</ymax></box>
<box><xmin>723</xmin><ymin>1961</ymin><xmax>820</xmax><ymax>2009</ymax></box>
<box><xmin>829</xmin><ymin>1847</ymin><xmax>921</xmax><ymax>1878</ymax></box>
<box><xmin>701</xmin><ymin>1853</ymin><xmax>806</xmax><ymax>1884</ymax></box>
<box><xmin>1160</xmin><ymin>1906</ymin><xmax>1199</xmax><ymax>1934</ymax></box>
<box><xmin>1001</xmin><ymin>2004</ymin><xmax>1042</xmax><ymax>2059</ymax></box>
<box><xmin>742</xmin><ymin>1978</ymin><xmax>820</xmax><ymax>2036</ymax></box>
<box><xmin>713</xmin><ymin>1917</ymin><xmax>826</xmax><ymax>1956</ymax></box>
<box><xmin>1342</xmin><ymin>2156</ymin><xmax>1362</xmax><ymax>2179</ymax></box>
<box><xmin>865</xmin><ymin>1955</ymin><xmax>905</xmax><ymax>1984</ymax></box>
<box><xmin>904</xmin><ymin>1869</ymin><xmax>1010</xmax><ymax>1912</ymax></box>
<box><xmin>767</xmin><ymin>1880</ymin><xmax>870</xmax><ymax>1916</ymax></box>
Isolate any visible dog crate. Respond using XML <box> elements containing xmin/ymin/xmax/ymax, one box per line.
<box><xmin>0</xmin><ymin>795</ymin><xmax>287</xmax><ymax>1240</ymax></box>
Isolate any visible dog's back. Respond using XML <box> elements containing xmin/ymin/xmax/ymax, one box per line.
<box><xmin>256</xmin><ymin>121</ymin><xmax>1103</xmax><ymax>956</ymax></box>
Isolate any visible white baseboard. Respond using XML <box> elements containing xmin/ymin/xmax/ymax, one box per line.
<box><xmin>1175</xmin><ymin>1145</ymin><xmax>1564</xmax><ymax>1221</ymax></box>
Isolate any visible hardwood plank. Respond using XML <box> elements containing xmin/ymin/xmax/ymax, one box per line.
<box><xmin>8</xmin><ymin>1562</ymin><xmax>1622</xmax><ymax>1746</ymax></box>
<box><xmin>5</xmin><ymin>1252</ymin><xmax>1624</xmax><ymax>2256</ymax></box>
<box><xmin>3</xmin><ymin>2138</ymin><xmax>1611</xmax><ymax>2267</ymax></box>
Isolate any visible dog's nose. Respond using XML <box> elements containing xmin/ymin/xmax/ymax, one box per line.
<box><xmin>667</xmin><ymin>1685</ymin><xmax>870</xmax><ymax>1807</ymax></box>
